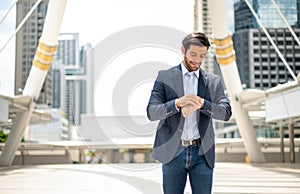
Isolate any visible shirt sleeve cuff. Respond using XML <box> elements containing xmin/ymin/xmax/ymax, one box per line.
<box><xmin>174</xmin><ymin>99</ymin><xmax>180</xmax><ymax>111</ymax></box>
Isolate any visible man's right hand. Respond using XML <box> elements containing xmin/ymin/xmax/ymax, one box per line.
<box><xmin>176</xmin><ymin>94</ymin><xmax>204</xmax><ymax>117</ymax></box>
<box><xmin>176</xmin><ymin>94</ymin><xmax>201</xmax><ymax>109</ymax></box>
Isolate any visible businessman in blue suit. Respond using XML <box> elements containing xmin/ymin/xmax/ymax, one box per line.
<box><xmin>147</xmin><ymin>32</ymin><xmax>232</xmax><ymax>194</ymax></box>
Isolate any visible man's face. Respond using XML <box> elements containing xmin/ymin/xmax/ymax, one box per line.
<box><xmin>182</xmin><ymin>44</ymin><xmax>207</xmax><ymax>72</ymax></box>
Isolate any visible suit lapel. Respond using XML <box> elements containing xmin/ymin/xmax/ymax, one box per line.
<box><xmin>172</xmin><ymin>64</ymin><xmax>184</xmax><ymax>97</ymax></box>
<box><xmin>197</xmin><ymin>68</ymin><xmax>208</xmax><ymax>125</ymax></box>
<box><xmin>171</xmin><ymin>65</ymin><xmax>208</xmax><ymax>98</ymax></box>
<box><xmin>197</xmin><ymin>68</ymin><xmax>208</xmax><ymax>98</ymax></box>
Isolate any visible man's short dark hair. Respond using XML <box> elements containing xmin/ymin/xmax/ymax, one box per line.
<box><xmin>182</xmin><ymin>32</ymin><xmax>210</xmax><ymax>52</ymax></box>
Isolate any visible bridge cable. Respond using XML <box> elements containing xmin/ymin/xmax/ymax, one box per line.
<box><xmin>0</xmin><ymin>0</ymin><xmax>42</xmax><ymax>55</ymax></box>
<box><xmin>271</xmin><ymin>0</ymin><xmax>300</xmax><ymax>46</ymax></box>
<box><xmin>244</xmin><ymin>0</ymin><xmax>297</xmax><ymax>81</ymax></box>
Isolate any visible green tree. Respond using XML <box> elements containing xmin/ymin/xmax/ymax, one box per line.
<box><xmin>0</xmin><ymin>130</ymin><xmax>9</xmax><ymax>143</ymax></box>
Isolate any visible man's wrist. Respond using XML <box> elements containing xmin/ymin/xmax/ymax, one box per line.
<box><xmin>200</xmin><ymin>98</ymin><xmax>205</xmax><ymax>109</ymax></box>
<box><xmin>175</xmin><ymin>98</ymin><xmax>182</xmax><ymax>108</ymax></box>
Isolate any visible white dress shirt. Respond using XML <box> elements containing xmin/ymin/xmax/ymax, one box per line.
<box><xmin>180</xmin><ymin>63</ymin><xmax>200</xmax><ymax>140</ymax></box>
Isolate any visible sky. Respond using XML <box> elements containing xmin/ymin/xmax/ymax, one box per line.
<box><xmin>0</xmin><ymin>0</ymin><xmax>234</xmax><ymax>116</ymax></box>
<box><xmin>0</xmin><ymin>0</ymin><xmax>16</xmax><ymax>95</ymax></box>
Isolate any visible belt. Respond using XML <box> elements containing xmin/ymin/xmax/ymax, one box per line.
<box><xmin>180</xmin><ymin>138</ymin><xmax>201</xmax><ymax>146</ymax></box>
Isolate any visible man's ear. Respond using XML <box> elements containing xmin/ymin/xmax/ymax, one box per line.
<box><xmin>181</xmin><ymin>46</ymin><xmax>185</xmax><ymax>54</ymax></box>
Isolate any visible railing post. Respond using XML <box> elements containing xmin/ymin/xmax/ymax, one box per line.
<box><xmin>288</xmin><ymin>122</ymin><xmax>295</xmax><ymax>163</ymax></box>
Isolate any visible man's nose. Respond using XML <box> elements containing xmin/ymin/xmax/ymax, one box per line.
<box><xmin>194</xmin><ymin>57</ymin><xmax>202</xmax><ymax>64</ymax></box>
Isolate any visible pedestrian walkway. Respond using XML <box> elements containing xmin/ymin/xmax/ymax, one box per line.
<box><xmin>0</xmin><ymin>162</ymin><xmax>299</xmax><ymax>194</ymax></box>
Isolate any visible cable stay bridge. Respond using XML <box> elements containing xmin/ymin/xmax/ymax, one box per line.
<box><xmin>0</xmin><ymin>0</ymin><xmax>300</xmax><ymax>166</ymax></box>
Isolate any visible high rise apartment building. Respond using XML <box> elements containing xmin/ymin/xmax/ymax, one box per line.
<box><xmin>52</xmin><ymin>34</ymin><xmax>93</xmax><ymax>125</ymax></box>
<box><xmin>233</xmin><ymin>0</ymin><xmax>300</xmax><ymax>89</ymax></box>
<box><xmin>79</xmin><ymin>43</ymin><xmax>94</xmax><ymax>115</ymax></box>
<box><xmin>52</xmin><ymin>61</ymin><xmax>65</xmax><ymax>109</ymax></box>
<box><xmin>56</xmin><ymin>34</ymin><xmax>80</xmax><ymax>70</ymax></box>
<box><xmin>15</xmin><ymin>0</ymin><xmax>51</xmax><ymax>104</ymax></box>
<box><xmin>194</xmin><ymin>0</ymin><xmax>214</xmax><ymax>73</ymax></box>
<box><xmin>53</xmin><ymin>33</ymin><xmax>80</xmax><ymax>125</ymax></box>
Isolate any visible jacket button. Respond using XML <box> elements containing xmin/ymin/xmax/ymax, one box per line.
<box><xmin>180</xmin><ymin>129</ymin><xmax>183</xmax><ymax>132</ymax></box>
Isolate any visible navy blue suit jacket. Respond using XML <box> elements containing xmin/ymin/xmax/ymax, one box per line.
<box><xmin>147</xmin><ymin>64</ymin><xmax>232</xmax><ymax>168</ymax></box>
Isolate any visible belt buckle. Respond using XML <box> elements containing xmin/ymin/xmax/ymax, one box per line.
<box><xmin>180</xmin><ymin>140</ymin><xmax>194</xmax><ymax>146</ymax></box>
<box><xmin>181</xmin><ymin>140</ymin><xmax>187</xmax><ymax>146</ymax></box>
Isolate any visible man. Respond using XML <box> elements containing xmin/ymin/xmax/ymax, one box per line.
<box><xmin>147</xmin><ymin>32</ymin><xmax>232</xmax><ymax>194</ymax></box>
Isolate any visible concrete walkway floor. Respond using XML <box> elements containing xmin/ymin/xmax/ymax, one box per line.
<box><xmin>0</xmin><ymin>162</ymin><xmax>300</xmax><ymax>194</ymax></box>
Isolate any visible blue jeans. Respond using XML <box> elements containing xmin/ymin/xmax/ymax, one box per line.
<box><xmin>162</xmin><ymin>145</ymin><xmax>213</xmax><ymax>194</ymax></box>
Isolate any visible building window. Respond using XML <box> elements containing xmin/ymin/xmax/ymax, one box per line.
<box><xmin>279</xmin><ymin>74</ymin><xmax>285</xmax><ymax>79</ymax></box>
<box><xmin>277</xmin><ymin>41</ymin><xmax>284</xmax><ymax>45</ymax></box>
<box><xmin>254</xmin><ymin>66</ymin><xmax>260</xmax><ymax>70</ymax></box>
<box><xmin>261</xmin><ymin>41</ymin><xmax>268</xmax><ymax>45</ymax></box>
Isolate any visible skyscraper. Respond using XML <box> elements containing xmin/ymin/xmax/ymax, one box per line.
<box><xmin>15</xmin><ymin>0</ymin><xmax>51</xmax><ymax>104</ymax></box>
<box><xmin>233</xmin><ymin>0</ymin><xmax>300</xmax><ymax>89</ymax></box>
<box><xmin>234</xmin><ymin>28</ymin><xmax>300</xmax><ymax>89</ymax></box>
<box><xmin>52</xmin><ymin>61</ymin><xmax>65</xmax><ymax>109</ymax></box>
<box><xmin>53</xmin><ymin>33</ymin><xmax>79</xmax><ymax>125</ymax></box>
<box><xmin>234</xmin><ymin>0</ymin><xmax>300</xmax><ymax>31</ymax></box>
<box><xmin>52</xmin><ymin>34</ymin><xmax>93</xmax><ymax>125</ymax></box>
<box><xmin>79</xmin><ymin>43</ymin><xmax>94</xmax><ymax>115</ymax></box>
<box><xmin>194</xmin><ymin>0</ymin><xmax>214</xmax><ymax>73</ymax></box>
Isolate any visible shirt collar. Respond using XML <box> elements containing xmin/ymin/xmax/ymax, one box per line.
<box><xmin>181</xmin><ymin>63</ymin><xmax>199</xmax><ymax>78</ymax></box>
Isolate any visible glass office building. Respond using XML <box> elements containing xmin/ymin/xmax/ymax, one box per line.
<box><xmin>234</xmin><ymin>28</ymin><xmax>300</xmax><ymax>89</ymax></box>
<box><xmin>233</xmin><ymin>0</ymin><xmax>300</xmax><ymax>89</ymax></box>
<box><xmin>234</xmin><ymin>0</ymin><xmax>300</xmax><ymax>31</ymax></box>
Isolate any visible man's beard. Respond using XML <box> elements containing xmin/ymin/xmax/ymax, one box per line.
<box><xmin>184</xmin><ymin>55</ymin><xmax>199</xmax><ymax>72</ymax></box>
